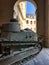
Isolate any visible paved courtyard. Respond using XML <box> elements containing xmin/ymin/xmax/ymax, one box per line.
<box><xmin>24</xmin><ymin>48</ymin><xmax>49</xmax><ymax>65</ymax></box>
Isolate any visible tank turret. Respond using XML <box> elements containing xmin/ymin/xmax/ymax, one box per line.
<box><xmin>2</xmin><ymin>19</ymin><xmax>20</xmax><ymax>32</ymax></box>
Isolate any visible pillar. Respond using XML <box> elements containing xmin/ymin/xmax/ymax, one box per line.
<box><xmin>45</xmin><ymin>0</ymin><xmax>49</xmax><ymax>47</ymax></box>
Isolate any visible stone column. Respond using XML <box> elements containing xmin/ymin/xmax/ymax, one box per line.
<box><xmin>47</xmin><ymin>0</ymin><xmax>49</xmax><ymax>47</ymax></box>
<box><xmin>45</xmin><ymin>0</ymin><xmax>49</xmax><ymax>47</ymax></box>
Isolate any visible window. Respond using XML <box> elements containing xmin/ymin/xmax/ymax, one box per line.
<box><xmin>26</xmin><ymin>20</ymin><xmax>28</xmax><ymax>24</ymax></box>
<box><xmin>30</xmin><ymin>21</ymin><xmax>32</xmax><ymax>24</ymax></box>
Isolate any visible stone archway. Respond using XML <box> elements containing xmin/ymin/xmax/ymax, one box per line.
<box><xmin>13</xmin><ymin>0</ymin><xmax>37</xmax><ymax>32</ymax></box>
<box><xmin>13</xmin><ymin>0</ymin><xmax>37</xmax><ymax>18</ymax></box>
<box><xmin>13</xmin><ymin>0</ymin><xmax>45</xmax><ymax>35</ymax></box>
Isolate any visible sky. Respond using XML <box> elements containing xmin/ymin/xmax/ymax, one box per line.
<box><xmin>26</xmin><ymin>1</ymin><xmax>36</xmax><ymax>14</ymax></box>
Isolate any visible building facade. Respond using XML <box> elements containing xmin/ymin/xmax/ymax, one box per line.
<box><xmin>25</xmin><ymin>14</ymin><xmax>36</xmax><ymax>32</ymax></box>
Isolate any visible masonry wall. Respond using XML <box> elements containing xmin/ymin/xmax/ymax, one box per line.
<box><xmin>0</xmin><ymin>0</ymin><xmax>16</xmax><ymax>24</ymax></box>
<box><xmin>44</xmin><ymin>0</ymin><xmax>49</xmax><ymax>47</ymax></box>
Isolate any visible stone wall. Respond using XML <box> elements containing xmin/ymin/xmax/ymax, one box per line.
<box><xmin>0</xmin><ymin>0</ymin><xmax>16</xmax><ymax>24</ymax></box>
<box><xmin>44</xmin><ymin>0</ymin><xmax>49</xmax><ymax>47</ymax></box>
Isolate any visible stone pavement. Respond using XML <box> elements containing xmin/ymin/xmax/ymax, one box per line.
<box><xmin>24</xmin><ymin>48</ymin><xmax>49</xmax><ymax>65</ymax></box>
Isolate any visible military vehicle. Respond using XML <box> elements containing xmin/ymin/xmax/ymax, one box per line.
<box><xmin>0</xmin><ymin>19</ymin><xmax>42</xmax><ymax>64</ymax></box>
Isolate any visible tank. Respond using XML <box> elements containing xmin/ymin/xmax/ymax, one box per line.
<box><xmin>1</xmin><ymin>19</ymin><xmax>38</xmax><ymax>42</ymax></box>
<box><xmin>0</xmin><ymin>19</ymin><xmax>42</xmax><ymax>60</ymax></box>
